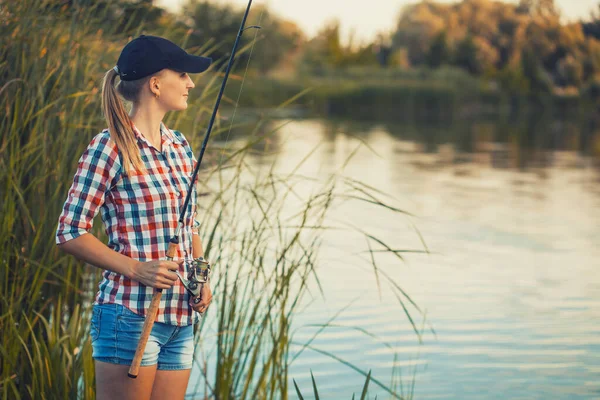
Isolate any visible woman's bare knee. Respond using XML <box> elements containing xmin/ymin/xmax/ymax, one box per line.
<box><xmin>95</xmin><ymin>361</ymin><xmax>157</xmax><ymax>400</ymax></box>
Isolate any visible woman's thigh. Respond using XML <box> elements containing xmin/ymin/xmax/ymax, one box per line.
<box><xmin>151</xmin><ymin>369</ymin><xmax>192</xmax><ymax>400</ymax></box>
<box><xmin>96</xmin><ymin>361</ymin><xmax>157</xmax><ymax>400</ymax></box>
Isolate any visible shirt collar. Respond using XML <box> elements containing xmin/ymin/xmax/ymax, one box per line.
<box><xmin>131</xmin><ymin>122</ymin><xmax>183</xmax><ymax>147</ymax></box>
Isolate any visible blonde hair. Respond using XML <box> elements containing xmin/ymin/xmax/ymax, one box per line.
<box><xmin>101</xmin><ymin>68</ymin><xmax>151</xmax><ymax>174</ymax></box>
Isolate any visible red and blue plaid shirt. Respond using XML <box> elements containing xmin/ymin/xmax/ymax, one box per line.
<box><xmin>56</xmin><ymin>123</ymin><xmax>200</xmax><ymax>326</ymax></box>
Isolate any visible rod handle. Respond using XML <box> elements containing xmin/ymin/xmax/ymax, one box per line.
<box><xmin>128</xmin><ymin>239</ymin><xmax>179</xmax><ymax>378</ymax></box>
<box><xmin>165</xmin><ymin>238</ymin><xmax>178</xmax><ymax>260</ymax></box>
<box><xmin>127</xmin><ymin>290</ymin><xmax>162</xmax><ymax>378</ymax></box>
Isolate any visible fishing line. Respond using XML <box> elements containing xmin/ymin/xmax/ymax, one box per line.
<box><xmin>218</xmin><ymin>4</ymin><xmax>266</xmax><ymax>167</ymax></box>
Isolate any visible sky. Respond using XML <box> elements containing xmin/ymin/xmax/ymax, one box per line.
<box><xmin>156</xmin><ymin>0</ymin><xmax>600</xmax><ymax>45</ymax></box>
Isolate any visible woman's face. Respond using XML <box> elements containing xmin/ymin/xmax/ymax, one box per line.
<box><xmin>151</xmin><ymin>69</ymin><xmax>195</xmax><ymax>111</ymax></box>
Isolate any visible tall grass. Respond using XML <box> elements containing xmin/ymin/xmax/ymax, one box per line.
<box><xmin>0</xmin><ymin>1</ymin><xmax>123</xmax><ymax>397</ymax></box>
<box><xmin>1</xmin><ymin>1</ymin><xmax>426</xmax><ymax>399</ymax></box>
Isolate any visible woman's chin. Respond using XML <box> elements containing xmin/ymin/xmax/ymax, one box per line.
<box><xmin>174</xmin><ymin>102</ymin><xmax>188</xmax><ymax>111</ymax></box>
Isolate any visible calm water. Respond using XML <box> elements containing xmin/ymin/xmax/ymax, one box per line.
<box><xmin>189</xmin><ymin>117</ymin><xmax>600</xmax><ymax>399</ymax></box>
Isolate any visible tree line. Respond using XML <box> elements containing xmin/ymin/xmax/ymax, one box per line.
<box><xmin>302</xmin><ymin>0</ymin><xmax>600</xmax><ymax>96</ymax></box>
<box><xmin>28</xmin><ymin>0</ymin><xmax>600</xmax><ymax>96</ymax></box>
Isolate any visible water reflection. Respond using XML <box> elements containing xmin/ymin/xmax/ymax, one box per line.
<box><xmin>282</xmin><ymin>117</ymin><xmax>599</xmax><ymax>399</ymax></box>
<box><xmin>187</xmin><ymin>108</ymin><xmax>600</xmax><ymax>172</ymax></box>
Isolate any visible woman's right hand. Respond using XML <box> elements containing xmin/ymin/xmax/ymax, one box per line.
<box><xmin>130</xmin><ymin>259</ymin><xmax>183</xmax><ymax>289</ymax></box>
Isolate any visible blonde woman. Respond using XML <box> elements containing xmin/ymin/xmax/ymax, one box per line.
<box><xmin>56</xmin><ymin>35</ymin><xmax>212</xmax><ymax>399</ymax></box>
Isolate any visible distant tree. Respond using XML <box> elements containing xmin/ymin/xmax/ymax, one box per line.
<box><xmin>392</xmin><ymin>2</ymin><xmax>447</xmax><ymax>65</ymax></box>
<box><xmin>184</xmin><ymin>1</ymin><xmax>244</xmax><ymax>61</ymax></box>
<box><xmin>377</xmin><ymin>0</ymin><xmax>600</xmax><ymax>90</ymax></box>
<box><xmin>556</xmin><ymin>54</ymin><xmax>584</xmax><ymax>87</ymax></box>
<box><xmin>183</xmin><ymin>1</ymin><xmax>301</xmax><ymax>74</ymax></box>
<box><xmin>497</xmin><ymin>64</ymin><xmax>530</xmax><ymax>95</ymax></box>
<box><xmin>521</xmin><ymin>47</ymin><xmax>553</xmax><ymax>93</ymax></box>
<box><xmin>474</xmin><ymin>36</ymin><xmax>500</xmax><ymax>74</ymax></box>
<box><xmin>343</xmin><ymin>44</ymin><xmax>378</xmax><ymax>66</ymax></box>
<box><xmin>454</xmin><ymin>34</ymin><xmax>480</xmax><ymax>74</ymax></box>
<box><xmin>299</xmin><ymin>20</ymin><xmax>378</xmax><ymax>70</ymax></box>
<box><xmin>583</xmin><ymin>4</ymin><xmax>600</xmax><ymax>40</ymax></box>
<box><xmin>494</xmin><ymin>9</ymin><xmax>528</xmax><ymax>68</ymax></box>
<box><xmin>245</xmin><ymin>5</ymin><xmax>304</xmax><ymax>74</ymax></box>
<box><xmin>389</xmin><ymin>48</ymin><xmax>411</xmax><ymax>68</ymax></box>
<box><xmin>426</xmin><ymin>31</ymin><xmax>450</xmax><ymax>68</ymax></box>
<box><xmin>374</xmin><ymin>34</ymin><xmax>393</xmax><ymax>67</ymax></box>
<box><xmin>375</xmin><ymin>44</ymin><xmax>392</xmax><ymax>67</ymax></box>
<box><xmin>582</xmin><ymin>38</ymin><xmax>600</xmax><ymax>81</ymax></box>
<box><xmin>323</xmin><ymin>21</ymin><xmax>344</xmax><ymax>66</ymax></box>
<box><xmin>299</xmin><ymin>20</ymin><xmax>344</xmax><ymax>69</ymax></box>
<box><xmin>517</xmin><ymin>0</ymin><xmax>559</xmax><ymax>19</ymax></box>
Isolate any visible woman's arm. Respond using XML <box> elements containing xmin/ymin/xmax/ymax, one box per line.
<box><xmin>59</xmin><ymin>233</ymin><xmax>136</xmax><ymax>277</ymax></box>
<box><xmin>58</xmin><ymin>233</ymin><xmax>181</xmax><ymax>289</ymax></box>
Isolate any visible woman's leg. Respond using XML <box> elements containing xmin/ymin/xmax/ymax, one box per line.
<box><xmin>150</xmin><ymin>369</ymin><xmax>192</xmax><ymax>400</ymax></box>
<box><xmin>95</xmin><ymin>361</ymin><xmax>157</xmax><ymax>400</ymax></box>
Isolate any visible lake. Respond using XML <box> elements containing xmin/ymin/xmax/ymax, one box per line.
<box><xmin>188</xmin><ymin>115</ymin><xmax>600</xmax><ymax>399</ymax></box>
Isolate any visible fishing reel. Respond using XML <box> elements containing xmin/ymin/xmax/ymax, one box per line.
<box><xmin>176</xmin><ymin>257</ymin><xmax>211</xmax><ymax>304</ymax></box>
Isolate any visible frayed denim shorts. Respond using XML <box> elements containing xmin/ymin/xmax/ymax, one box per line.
<box><xmin>90</xmin><ymin>303</ymin><xmax>194</xmax><ymax>370</ymax></box>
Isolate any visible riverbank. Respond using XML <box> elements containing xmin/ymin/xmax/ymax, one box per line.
<box><xmin>221</xmin><ymin>67</ymin><xmax>596</xmax><ymax>123</ymax></box>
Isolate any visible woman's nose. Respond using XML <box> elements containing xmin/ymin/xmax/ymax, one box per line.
<box><xmin>187</xmin><ymin>76</ymin><xmax>195</xmax><ymax>89</ymax></box>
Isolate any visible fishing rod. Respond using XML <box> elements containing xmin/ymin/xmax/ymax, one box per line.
<box><xmin>128</xmin><ymin>0</ymin><xmax>260</xmax><ymax>378</ymax></box>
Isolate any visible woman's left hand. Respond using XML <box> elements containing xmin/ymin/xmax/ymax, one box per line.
<box><xmin>190</xmin><ymin>283</ymin><xmax>213</xmax><ymax>314</ymax></box>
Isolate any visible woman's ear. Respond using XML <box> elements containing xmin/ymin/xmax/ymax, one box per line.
<box><xmin>149</xmin><ymin>76</ymin><xmax>160</xmax><ymax>97</ymax></box>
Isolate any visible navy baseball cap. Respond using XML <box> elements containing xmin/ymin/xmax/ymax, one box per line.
<box><xmin>114</xmin><ymin>35</ymin><xmax>212</xmax><ymax>81</ymax></box>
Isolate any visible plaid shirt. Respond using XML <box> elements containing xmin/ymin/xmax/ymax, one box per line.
<box><xmin>56</xmin><ymin>123</ymin><xmax>200</xmax><ymax>326</ymax></box>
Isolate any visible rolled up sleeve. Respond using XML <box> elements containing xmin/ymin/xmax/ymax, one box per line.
<box><xmin>56</xmin><ymin>132</ymin><xmax>121</xmax><ymax>244</ymax></box>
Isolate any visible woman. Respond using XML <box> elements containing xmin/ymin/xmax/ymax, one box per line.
<box><xmin>56</xmin><ymin>35</ymin><xmax>213</xmax><ymax>400</ymax></box>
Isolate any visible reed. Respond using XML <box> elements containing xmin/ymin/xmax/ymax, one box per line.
<box><xmin>0</xmin><ymin>1</ymin><xmax>425</xmax><ymax>398</ymax></box>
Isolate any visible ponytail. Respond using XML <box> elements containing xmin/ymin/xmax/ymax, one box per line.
<box><xmin>101</xmin><ymin>68</ymin><xmax>146</xmax><ymax>175</ymax></box>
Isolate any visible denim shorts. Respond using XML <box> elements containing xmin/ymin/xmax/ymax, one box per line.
<box><xmin>90</xmin><ymin>303</ymin><xmax>194</xmax><ymax>370</ymax></box>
